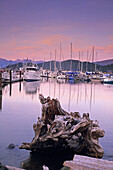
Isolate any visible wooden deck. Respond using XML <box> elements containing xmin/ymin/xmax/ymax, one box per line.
<box><xmin>63</xmin><ymin>154</ymin><xmax>113</xmax><ymax>170</ymax></box>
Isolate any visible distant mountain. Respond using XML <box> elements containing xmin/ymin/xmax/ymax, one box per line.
<box><xmin>0</xmin><ymin>58</ymin><xmax>13</xmax><ymax>67</ymax></box>
<box><xmin>0</xmin><ymin>58</ymin><xmax>43</xmax><ymax>68</ymax></box>
<box><xmin>95</xmin><ymin>59</ymin><xmax>113</xmax><ymax>66</ymax></box>
<box><xmin>0</xmin><ymin>57</ymin><xmax>113</xmax><ymax>72</ymax></box>
<box><xmin>38</xmin><ymin>59</ymin><xmax>113</xmax><ymax>72</ymax></box>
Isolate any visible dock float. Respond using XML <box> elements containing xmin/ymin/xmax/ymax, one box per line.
<box><xmin>2</xmin><ymin>70</ymin><xmax>23</xmax><ymax>84</ymax></box>
<box><xmin>2</xmin><ymin>78</ymin><xmax>23</xmax><ymax>84</ymax></box>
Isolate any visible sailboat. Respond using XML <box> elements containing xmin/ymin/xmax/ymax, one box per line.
<box><xmin>40</xmin><ymin>57</ymin><xmax>50</xmax><ymax>78</ymax></box>
<box><xmin>90</xmin><ymin>48</ymin><xmax>104</xmax><ymax>83</ymax></box>
<box><xmin>49</xmin><ymin>50</ymin><xmax>58</xmax><ymax>78</ymax></box>
<box><xmin>57</xmin><ymin>43</ymin><xmax>66</xmax><ymax>79</ymax></box>
<box><xmin>66</xmin><ymin>43</ymin><xmax>75</xmax><ymax>81</ymax></box>
<box><xmin>102</xmin><ymin>75</ymin><xmax>113</xmax><ymax>84</ymax></box>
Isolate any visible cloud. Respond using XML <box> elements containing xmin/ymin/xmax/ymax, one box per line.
<box><xmin>11</xmin><ymin>27</ymin><xmax>23</xmax><ymax>32</ymax></box>
<box><xmin>39</xmin><ymin>34</ymin><xmax>69</xmax><ymax>45</ymax></box>
<box><xmin>110</xmin><ymin>35</ymin><xmax>113</xmax><ymax>41</ymax></box>
<box><xmin>1</xmin><ymin>32</ymin><xmax>113</xmax><ymax>61</ymax></box>
<box><xmin>96</xmin><ymin>45</ymin><xmax>113</xmax><ymax>54</ymax></box>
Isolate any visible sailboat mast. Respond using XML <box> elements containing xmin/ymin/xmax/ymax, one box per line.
<box><xmin>81</xmin><ymin>52</ymin><xmax>83</xmax><ymax>72</ymax></box>
<box><xmin>92</xmin><ymin>46</ymin><xmax>94</xmax><ymax>72</ymax></box>
<box><xmin>70</xmin><ymin>43</ymin><xmax>72</xmax><ymax>71</ymax></box>
<box><xmin>95</xmin><ymin>51</ymin><xmax>97</xmax><ymax>73</ymax></box>
<box><xmin>55</xmin><ymin>49</ymin><xmax>57</xmax><ymax>71</ymax></box>
<box><xmin>86</xmin><ymin>51</ymin><xmax>89</xmax><ymax>72</ymax></box>
<box><xmin>79</xmin><ymin>51</ymin><xmax>80</xmax><ymax>71</ymax></box>
<box><xmin>42</xmin><ymin>57</ymin><xmax>45</xmax><ymax>70</ymax></box>
<box><xmin>50</xmin><ymin>52</ymin><xmax>52</xmax><ymax>71</ymax></box>
<box><xmin>60</xmin><ymin>43</ymin><xmax>62</xmax><ymax>70</ymax></box>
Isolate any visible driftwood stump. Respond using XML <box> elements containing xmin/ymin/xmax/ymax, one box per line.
<box><xmin>20</xmin><ymin>94</ymin><xmax>105</xmax><ymax>158</ymax></box>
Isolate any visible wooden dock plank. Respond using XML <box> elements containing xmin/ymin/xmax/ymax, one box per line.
<box><xmin>63</xmin><ymin>155</ymin><xmax>113</xmax><ymax>170</ymax></box>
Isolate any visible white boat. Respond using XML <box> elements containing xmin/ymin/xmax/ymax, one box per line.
<box><xmin>103</xmin><ymin>77</ymin><xmax>113</xmax><ymax>84</ymax></box>
<box><xmin>48</xmin><ymin>71</ymin><xmax>58</xmax><ymax>78</ymax></box>
<box><xmin>57</xmin><ymin>73</ymin><xmax>66</xmax><ymax>79</ymax></box>
<box><xmin>90</xmin><ymin>74</ymin><xmax>104</xmax><ymax>83</ymax></box>
<box><xmin>2</xmin><ymin>71</ymin><xmax>10</xmax><ymax>80</ymax></box>
<box><xmin>57</xmin><ymin>78</ymin><xmax>66</xmax><ymax>84</ymax></box>
<box><xmin>23</xmin><ymin>65</ymin><xmax>41</xmax><ymax>81</ymax></box>
<box><xmin>40</xmin><ymin>69</ymin><xmax>50</xmax><ymax>77</ymax></box>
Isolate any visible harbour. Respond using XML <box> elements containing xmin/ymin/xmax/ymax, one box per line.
<box><xmin>1</xmin><ymin>0</ymin><xmax>113</xmax><ymax>169</ymax></box>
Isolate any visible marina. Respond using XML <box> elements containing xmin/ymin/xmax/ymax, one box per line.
<box><xmin>1</xmin><ymin>0</ymin><xmax>113</xmax><ymax>169</ymax></box>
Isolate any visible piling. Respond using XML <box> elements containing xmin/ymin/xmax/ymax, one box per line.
<box><xmin>10</xmin><ymin>70</ymin><xmax>12</xmax><ymax>83</ymax></box>
<box><xmin>20</xmin><ymin>70</ymin><xmax>21</xmax><ymax>79</ymax></box>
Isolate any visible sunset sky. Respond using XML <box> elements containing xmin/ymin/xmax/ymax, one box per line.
<box><xmin>0</xmin><ymin>0</ymin><xmax>113</xmax><ymax>61</ymax></box>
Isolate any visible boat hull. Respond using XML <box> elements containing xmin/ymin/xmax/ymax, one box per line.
<box><xmin>103</xmin><ymin>81</ymin><xmax>113</xmax><ymax>84</ymax></box>
<box><xmin>24</xmin><ymin>79</ymin><xmax>40</xmax><ymax>82</ymax></box>
<box><xmin>103</xmin><ymin>78</ymin><xmax>113</xmax><ymax>84</ymax></box>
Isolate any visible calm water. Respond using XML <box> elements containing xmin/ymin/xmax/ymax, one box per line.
<box><xmin>0</xmin><ymin>78</ymin><xmax>113</xmax><ymax>169</ymax></box>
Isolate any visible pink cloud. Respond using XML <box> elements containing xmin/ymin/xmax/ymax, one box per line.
<box><xmin>96</xmin><ymin>45</ymin><xmax>113</xmax><ymax>53</ymax></box>
<box><xmin>11</xmin><ymin>27</ymin><xmax>23</xmax><ymax>32</ymax></box>
<box><xmin>0</xmin><ymin>32</ymin><xmax>113</xmax><ymax>61</ymax></box>
<box><xmin>39</xmin><ymin>34</ymin><xmax>69</xmax><ymax>46</ymax></box>
<box><xmin>110</xmin><ymin>35</ymin><xmax>113</xmax><ymax>41</ymax></box>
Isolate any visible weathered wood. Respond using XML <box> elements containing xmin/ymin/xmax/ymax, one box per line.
<box><xmin>20</xmin><ymin>94</ymin><xmax>105</xmax><ymax>158</ymax></box>
<box><xmin>63</xmin><ymin>154</ymin><xmax>113</xmax><ymax>170</ymax></box>
<box><xmin>6</xmin><ymin>165</ymin><xmax>25</xmax><ymax>170</ymax></box>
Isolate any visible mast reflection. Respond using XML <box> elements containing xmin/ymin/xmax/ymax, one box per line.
<box><xmin>0</xmin><ymin>93</ymin><xmax>2</xmax><ymax>110</ymax></box>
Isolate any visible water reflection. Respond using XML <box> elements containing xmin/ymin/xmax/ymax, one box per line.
<box><xmin>21</xmin><ymin>151</ymin><xmax>74</xmax><ymax>170</ymax></box>
<box><xmin>23</xmin><ymin>81</ymin><xmax>40</xmax><ymax>94</ymax></box>
<box><xmin>39</xmin><ymin>80</ymin><xmax>98</xmax><ymax>113</ymax></box>
<box><xmin>9</xmin><ymin>83</ymin><xmax>12</xmax><ymax>96</ymax></box>
<box><xmin>0</xmin><ymin>80</ymin><xmax>113</xmax><ymax>168</ymax></box>
<box><xmin>19</xmin><ymin>82</ymin><xmax>21</xmax><ymax>92</ymax></box>
<box><xmin>0</xmin><ymin>93</ymin><xmax>2</xmax><ymax>110</ymax></box>
<box><xmin>57</xmin><ymin>79</ymin><xmax>66</xmax><ymax>84</ymax></box>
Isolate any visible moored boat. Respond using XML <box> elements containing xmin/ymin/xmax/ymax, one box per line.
<box><xmin>57</xmin><ymin>73</ymin><xmax>66</xmax><ymax>79</ymax></box>
<box><xmin>23</xmin><ymin>64</ymin><xmax>41</xmax><ymax>81</ymax></box>
<box><xmin>2</xmin><ymin>71</ymin><xmax>22</xmax><ymax>83</ymax></box>
<box><xmin>102</xmin><ymin>77</ymin><xmax>113</xmax><ymax>84</ymax></box>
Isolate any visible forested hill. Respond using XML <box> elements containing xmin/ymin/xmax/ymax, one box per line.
<box><xmin>5</xmin><ymin>59</ymin><xmax>113</xmax><ymax>73</ymax></box>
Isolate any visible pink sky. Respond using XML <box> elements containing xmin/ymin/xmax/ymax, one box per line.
<box><xmin>0</xmin><ymin>0</ymin><xmax>113</xmax><ymax>61</ymax></box>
